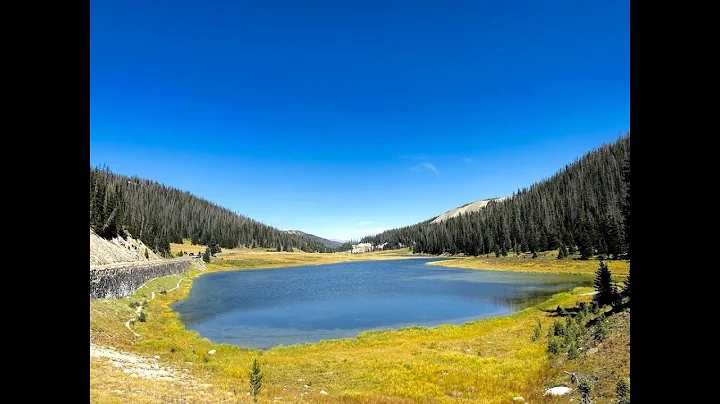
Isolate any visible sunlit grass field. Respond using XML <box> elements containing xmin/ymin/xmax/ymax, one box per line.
<box><xmin>429</xmin><ymin>250</ymin><xmax>629</xmax><ymax>278</ymax></box>
<box><xmin>90</xmin><ymin>248</ymin><xmax>626</xmax><ymax>403</ymax></box>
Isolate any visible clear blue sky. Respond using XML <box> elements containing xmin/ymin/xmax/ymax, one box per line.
<box><xmin>90</xmin><ymin>0</ymin><xmax>629</xmax><ymax>242</ymax></box>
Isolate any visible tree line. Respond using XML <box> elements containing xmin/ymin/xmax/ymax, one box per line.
<box><xmin>90</xmin><ymin>166</ymin><xmax>334</xmax><ymax>255</ymax></box>
<box><xmin>363</xmin><ymin>133</ymin><xmax>630</xmax><ymax>259</ymax></box>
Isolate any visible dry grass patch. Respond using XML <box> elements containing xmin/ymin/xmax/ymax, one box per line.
<box><xmin>541</xmin><ymin>308</ymin><xmax>630</xmax><ymax>403</ymax></box>
<box><xmin>430</xmin><ymin>250</ymin><xmax>629</xmax><ymax>277</ymax></box>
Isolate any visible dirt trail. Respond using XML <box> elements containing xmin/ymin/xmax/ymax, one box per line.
<box><xmin>90</xmin><ymin>344</ymin><xmax>185</xmax><ymax>381</ymax></box>
<box><xmin>123</xmin><ymin>275</ymin><xmax>184</xmax><ymax>338</ymax></box>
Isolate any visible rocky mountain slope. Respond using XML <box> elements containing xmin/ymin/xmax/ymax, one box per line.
<box><xmin>90</xmin><ymin>227</ymin><xmax>162</xmax><ymax>268</ymax></box>
<box><xmin>430</xmin><ymin>196</ymin><xmax>509</xmax><ymax>224</ymax></box>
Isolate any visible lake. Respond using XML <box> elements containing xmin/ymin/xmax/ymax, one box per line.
<box><xmin>172</xmin><ymin>258</ymin><xmax>591</xmax><ymax>349</ymax></box>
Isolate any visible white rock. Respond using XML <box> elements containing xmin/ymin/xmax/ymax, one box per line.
<box><xmin>320</xmin><ymin>390</ymin><xmax>328</xmax><ymax>395</ymax></box>
<box><xmin>544</xmin><ymin>386</ymin><xmax>572</xmax><ymax>396</ymax></box>
<box><xmin>154</xmin><ymin>355</ymin><xmax>160</xmax><ymax>359</ymax></box>
<box><xmin>297</xmin><ymin>378</ymin><xmax>303</xmax><ymax>382</ymax></box>
<box><xmin>207</xmin><ymin>350</ymin><xmax>216</xmax><ymax>355</ymax></box>
<box><xmin>304</xmin><ymin>384</ymin><xmax>310</xmax><ymax>388</ymax></box>
<box><xmin>513</xmin><ymin>397</ymin><xmax>525</xmax><ymax>402</ymax></box>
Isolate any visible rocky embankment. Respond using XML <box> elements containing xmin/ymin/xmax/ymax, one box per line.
<box><xmin>90</xmin><ymin>227</ymin><xmax>162</xmax><ymax>267</ymax></box>
<box><xmin>90</xmin><ymin>227</ymin><xmax>203</xmax><ymax>298</ymax></box>
<box><xmin>90</xmin><ymin>259</ymin><xmax>194</xmax><ymax>299</ymax></box>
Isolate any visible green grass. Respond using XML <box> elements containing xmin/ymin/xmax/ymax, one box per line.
<box><xmin>91</xmin><ymin>250</ymin><xmax>628</xmax><ymax>403</ymax></box>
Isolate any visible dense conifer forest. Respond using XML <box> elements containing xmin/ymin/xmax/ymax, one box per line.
<box><xmin>91</xmin><ymin>133</ymin><xmax>629</xmax><ymax>259</ymax></box>
<box><xmin>89</xmin><ymin>167</ymin><xmax>334</xmax><ymax>255</ymax></box>
<box><xmin>362</xmin><ymin>133</ymin><xmax>630</xmax><ymax>259</ymax></box>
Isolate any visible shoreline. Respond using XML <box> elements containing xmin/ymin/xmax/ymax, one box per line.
<box><xmin>90</xmin><ymin>251</ymin><xmax>602</xmax><ymax>403</ymax></box>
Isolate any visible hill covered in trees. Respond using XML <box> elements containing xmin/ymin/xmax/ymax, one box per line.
<box><xmin>89</xmin><ymin>167</ymin><xmax>334</xmax><ymax>255</ymax></box>
<box><xmin>363</xmin><ymin>133</ymin><xmax>630</xmax><ymax>259</ymax></box>
<box><xmin>284</xmin><ymin>230</ymin><xmax>343</xmax><ymax>248</ymax></box>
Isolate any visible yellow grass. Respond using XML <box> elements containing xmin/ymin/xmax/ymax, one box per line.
<box><xmin>169</xmin><ymin>240</ymin><xmax>207</xmax><ymax>255</ymax></box>
<box><xmin>90</xmin><ymin>248</ymin><xmax>605</xmax><ymax>403</ymax></box>
<box><xmin>208</xmin><ymin>247</ymin><xmax>418</xmax><ymax>271</ymax></box>
<box><xmin>430</xmin><ymin>250</ymin><xmax>630</xmax><ymax>277</ymax></box>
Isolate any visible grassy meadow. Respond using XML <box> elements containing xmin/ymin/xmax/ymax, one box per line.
<box><xmin>429</xmin><ymin>250</ymin><xmax>629</xmax><ymax>279</ymax></box>
<box><xmin>90</xmin><ymin>247</ymin><xmax>629</xmax><ymax>403</ymax></box>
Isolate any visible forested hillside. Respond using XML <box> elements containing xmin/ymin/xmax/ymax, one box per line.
<box><xmin>364</xmin><ymin>133</ymin><xmax>630</xmax><ymax>259</ymax></box>
<box><xmin>89</xmin><ymin>167</ymin><xmax>333</xmax><ymax>255</ymax></box>
<box><xmin>285</xmin><ymin>230</ymin><xmax>343</xmax><ymax>248</ymax></box>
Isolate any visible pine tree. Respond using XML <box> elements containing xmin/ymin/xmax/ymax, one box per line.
<box><xmin>621</xmin><ymin>156</ymin><xmax>630</xmax><ymax>259</ymax></box>
<box><xmin>622</xmin><ymin>266</ymin><xmax>630</xmax><ymax>304</ymax></box>
<box><xmin>249</xmin><ymin>358</ymin><xmax>263</xmax><ymax>403</ymax></box>
<box><xmin>593</xmin><ymin>261</ymin><xmax>619</xmax><ymax>307</ymax></box>
<box><xmin>557</xmin><ymin>244</ymin><xmax>566</xmax><ymax>260</ymax></box>
<box><xmin>578</xmin><ymin>376</ymin><xmax>594</xmax><ymax>404</ymax></box>
<box><xmin>616</xmin><ymin>378</ymin><xmax>630</xmax><ymax>404</ymax></box>
<box><xmin>578</xmin><ymin>228</ymin><xmax>593</xmax><ymax>260</ymax></box>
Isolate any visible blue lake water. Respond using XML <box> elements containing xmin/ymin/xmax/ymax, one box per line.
<box><xmin>172</xmin><ymin>258</ymin><xmax>591</xmax><ymax>349</ymax></box>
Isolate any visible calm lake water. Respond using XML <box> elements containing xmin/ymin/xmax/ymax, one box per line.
<box><xmin>173</xmin><ymin>258</ymin><xmax>591</xmax><ymax>349</ymax></box>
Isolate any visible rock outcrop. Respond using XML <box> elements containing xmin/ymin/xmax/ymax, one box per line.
<box><xmin>90</xmin><ymin>227</ymin><xmax>162</xmax><ymax>267</ymax></box>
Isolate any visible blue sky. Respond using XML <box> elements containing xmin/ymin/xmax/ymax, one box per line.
<box><xmin>90</xmin><ymin>0</ymin><xmax>630</xmax><ymax>241</ymax></box>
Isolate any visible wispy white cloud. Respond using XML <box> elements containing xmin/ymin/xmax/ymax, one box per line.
<box><xmin>358</xmin><ymin>220</ymin><xmax>373</xmax><ymax>226</ymax></box>
<box><xmin>412</xmin><ymin>162</ymin><xmax>439</xmax><ymax>176</ymax></box>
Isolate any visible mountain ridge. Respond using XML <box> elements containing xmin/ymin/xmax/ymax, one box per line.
<box><xmin>430</xmin><ymin>196</ymin><xmax>510</xmax><ymax>224</ymax></box>
<box><xmin>284</xmin><ymin>230</ymin><xmax>343</xmax><ymax>248</ymax></box>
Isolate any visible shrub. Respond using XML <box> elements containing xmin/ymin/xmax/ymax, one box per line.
<box><xmin>578</xmin><ymin>376</ymin><xmax>594</xmax><ymax>404</ymax></box>
<box><xmin>137</xmin><ymin>311</ymin><xmax>147</xmax><ymax>322</ymax></box>
<box><xmin>616</xmin><ymin>378</ymin><xmax>630</xmax><ymax>404</ymax></box>
<box><xmin>551</xmin><ymin>320</ymin><xmax>565</xmax><ymax>337</ymax></box>
<box><xmin>564</xmin><ymin>317</ymin><xmax>581</xmax><ymax>346</ymax></box>
<box><xmin>594</xmin><ymin>316</ymin><xmax>610</xmax><ymax>342</ymax></box>
<box><xmin>547</xmin><ymin>338</ymin><xmax>563</xmax><ymax>355</ymax></box>
<box><xmin>532</xmin><ymin>321</ymin><xmax>543</xmax><ymax>341</ymax></box>
<box><xmin>567</xmin><ymin>342</ymin><xmax>580</xmax><ymax>359</ymax></box>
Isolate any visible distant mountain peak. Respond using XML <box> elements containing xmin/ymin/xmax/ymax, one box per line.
<box><xmin>430</xmin><ymin>196</ymin><xmax>509</xmax><ymax>224</ymax></box>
